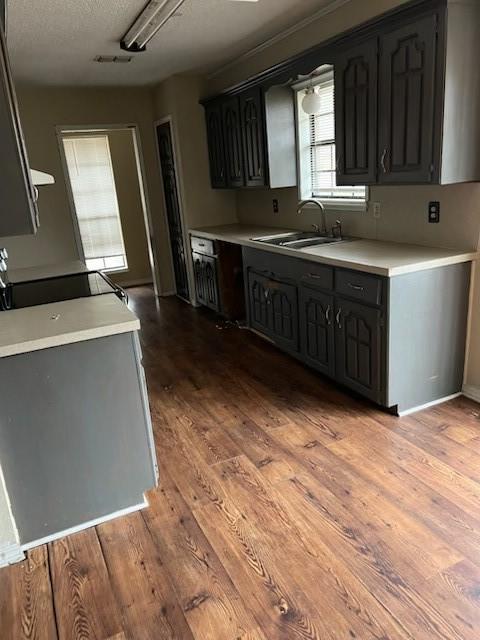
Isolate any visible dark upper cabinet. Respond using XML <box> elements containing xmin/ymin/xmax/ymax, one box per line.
<box><xmin>335</xmin><ymin>38</ymin><xmax>377</xmax><ymax>185</ymax></box>
<box><xmin>203</xmin><ymin>85</ymin><xmax>296</xmax><ymax>190</ymax></box>
<box><xmin>0</xmin><ymin>26</ymin><xmax>38</xmax><ymax>237</ymax></box>
<box><xmin>299</xmin><ymin>286</ymin><xmax>335</xmax><ymax>378</ymax></box>
<box><xmin>204</xmin><ymin>102</ymin><xmax>227</xmax><ymax>188</ymax></box>
<box><xmin>378</xmin><ymin>15</ymin><xmax>437</xmax><ymax>184</ymax></box>
<box><xmin>334</xmin><ymin>297</ymin><xmax>383</xmax><ymax>403</ymax></box>
<box><xmin>240</xmin><ymin>88</ymin><xmax>267</xmax><ymax>188</ymax></box>
<box><xmin>222</xmin><ymin>97</ymin><xmax>245</xmax><ymax>188</ymax></box>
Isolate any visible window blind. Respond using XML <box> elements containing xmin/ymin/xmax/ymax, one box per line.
<box><xmin>307</xmin><ymin>78</ymin><xmax>366</xmax><ymax>201</ymax></box>
<box><xmin>62</xmin><ymin>135</ymin><xmax>127</xmax><ymax>271</ymax></box>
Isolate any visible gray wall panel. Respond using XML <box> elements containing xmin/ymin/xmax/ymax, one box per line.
<box><xmin>388</xmin><ymin>263</ymin><xmax>470</xmax><ymax>412</ymax></box>
<box><xmin>0</xmin><ymin>332</ymin><xmax>157</xmax><ymax>544</ymax></box>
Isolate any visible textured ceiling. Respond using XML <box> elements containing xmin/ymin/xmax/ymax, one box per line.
<box><xmin>7</xmin><ymin>0</ymin><xmax>339</xmax><ymax>87</ymax></box>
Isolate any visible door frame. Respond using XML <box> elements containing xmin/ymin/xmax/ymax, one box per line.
<box><xmin>154</xmin><ymin>116</ymin><xmax>196</xmax><ymax>305</ymax></box>
<box><xmin>56</xmin><ymin>123</ymin><xmax>161</xmax><ymax>296</ymax></box>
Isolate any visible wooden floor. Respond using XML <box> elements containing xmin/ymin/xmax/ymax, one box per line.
<box><xmin>1</xmin><ymin>286</ymin><xmax>480</xmax><ymax>639</ymax></box>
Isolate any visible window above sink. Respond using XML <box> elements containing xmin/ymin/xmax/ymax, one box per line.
<box><xmin>294</xmin><ymin>66</ymin><xmax>368</xmax><ymax>213</ymax></box>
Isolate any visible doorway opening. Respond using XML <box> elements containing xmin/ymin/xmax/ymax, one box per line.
<box><xmin>57</xmin><ymin>125</ymin><xmax>159</xmax><ymax>292</ymax></box>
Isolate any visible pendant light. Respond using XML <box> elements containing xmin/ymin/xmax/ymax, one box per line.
<box><xmin>301</xmin><ymin>85</ymin><xmax>322</xmax><ymax>115</ymax></box>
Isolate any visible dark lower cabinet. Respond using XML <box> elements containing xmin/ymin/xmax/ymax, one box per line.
<box><xmin>247</xmin><ymin>270</ymin><xmax>299</xmax><ymax>352</ymax></box>
<box><xmin>192</xmin><ymin>251</ymin><xmax>219</xmax><ymax>312</ymax></box>
<box><xmin>243</xmin><ymin>247</ymin><xmax>470</xmax><ymax>413</ymax></box>
<box><xmin>334</xmin><ymin>297</ymin><xmax>383</xmax><ymax>402</ymax></box>
<box><xmin>299</xmin><ymin>286</ymin><xmax>335</xmax><ymax>378</ymax></box>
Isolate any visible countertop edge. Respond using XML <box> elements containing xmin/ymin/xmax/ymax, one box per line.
<box><xmin>189</xmin><ymin>227</ymin><xmax>478</xmax><ymax>277</ymax></box>
<box><xmin>0</xmin><ymin>318</ymin><xmax>140</xmax><ymax>359</ymax></box>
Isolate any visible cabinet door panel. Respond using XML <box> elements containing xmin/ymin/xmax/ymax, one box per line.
<box><xmin>335</xmin><ymin>297</ymin><xmax>383</xmax><ymax>402</ymax></box>
<box><xmin>269</xmin><ymin>280</ymin><xmax>299</xmax><ymax>352</ymax></box>
<box><xmin>378</xmin><ymin>15</ymin><xmax>437</xmax><ymax>183</ymax></box>
<box><xmin>193</xmin><ymin>252</ymin><xmax>219</xmax><ymax>312</ymax></box>
<box><xmin>203</xmin><ymin>255</ymin><xmax>220</xmax><ymax>312</ymax></box>
<box><xmin>222</xmin><ymin>97</ymin><xmax>245</xmax><ymax>188</ymax></box>
<box><xmin>247</xmin><ymin>270</ymin><xmax>299</xmax><ymax>352</ymax></box>
<box><xmin>240</xmin><ymin>88</ymin><xmax>267</xmax><ymax>187</ymax></box>
<box><xmin>204</xmin><ymin>102</ymin><xmax>227</xmax><ymax>188</ymax></box>
<box><xmin>335</xmin><ymin>38</ymin><xmax>378</xmax><ymax>184</ymax></box>
<box><xmin>299</xmin><ymin>287</ymin><xmax>335</xmax><ymax>377</ymax></box>
<box><xmin>0</xmin><ymin>27</ymin><xmax>38</xmax><ymax>236</ymax></box>
<box><xmin>247</xmin><ymin>270</ymin><xmax>270</xmax><ymax>335</ymax></box>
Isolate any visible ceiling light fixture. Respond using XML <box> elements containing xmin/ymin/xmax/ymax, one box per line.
<box><xmin>121</xmin><ymin>0</ymin><xmax>259</xmax><ymax>52</ymax></box>
<box><xmin>121</xmin><ymin>0</ymin><xmax>187</xmax><ymax>52</ymax></box>
<box><xmin>302</xmin><ymin>85</ymin><xmax>322</xmax><ymax>115</ymax></box>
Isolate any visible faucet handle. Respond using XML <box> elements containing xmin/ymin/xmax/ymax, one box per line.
<box><xmin>331</xmin><ymin>220</ymin><xmax>342</xmax><ymax>238</ymax></box>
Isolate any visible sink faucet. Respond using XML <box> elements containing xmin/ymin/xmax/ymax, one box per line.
<box><xmin>297</xmin><ymin>199</ymin><xmax>327</xmax><ymax>235</ymax></box>
<box><xmin>0</xmin><ymin>248</ymin><xmax>8</xmax><ymax>288</ymax></box>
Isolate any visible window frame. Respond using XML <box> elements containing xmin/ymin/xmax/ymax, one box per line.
<box><xmin>59</xmin><ymin>132</ymin><xmax>129</xmax><ymax>274</ymax></box>
<box><xmin>293</xmin><ymin>69</ymin><xmax>369</xmax><ymax>213</ymax></box>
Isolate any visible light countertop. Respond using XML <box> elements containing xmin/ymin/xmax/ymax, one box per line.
<box><xmin>9</xmin><ymin>260</ymin><xmax>89</xmax><ymax>283</ymax></box>
<box><xmin>189</xmin><ymin>224</ymin><xmax>478</xmax><ymax>277</ymax></box>
<box><xmin>0</xmin><ymin>294</ymin><xmax>140</xmax><ymax>359</ymax></box>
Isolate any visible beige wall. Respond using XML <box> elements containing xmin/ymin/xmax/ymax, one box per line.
<box><xmin>1</xmin><ymin>86</ymin><xmax>174</xmax><ymax>292</ymax></box>
<box><xmin>108</xmin><ymin>129</ymin><xmax>152</xmax><ymax>286</ymax></box>
<box><xmin>153</xmin><ymin>75</ymin><xmax>237</xmax><ymax>230</ymax></box>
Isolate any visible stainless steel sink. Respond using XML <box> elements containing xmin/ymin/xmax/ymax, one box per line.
<box><xmin>251</xmin><ymin>231</ymin><xmax>345</xmax><ymax>249</ymax></box>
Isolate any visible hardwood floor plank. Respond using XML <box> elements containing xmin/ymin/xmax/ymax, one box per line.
<box><xmin>143</xmin><ymin>471</ymin><xmax>267</xmax><ymax>640</ymax></box>
<box><xmin>0</xmin><ymin>547</ymin><xmax>57</xmax><ymax>640</ymax></box>
<box><xmin>49</xmin><ymin>528</ymin><xmax>125</xmax><ymax>640</ymax></box>
<box><xmin>328</xmin><ymin>433</ymin><xmax>480</xmax><ymax>560</ymax></box>
<box><xmin>97</xmin><ymin>512</ymin><xmax>194</xmax><ymax>640</ymax></box>
<box><xmin>2</xmin><ymin>290</ymin><xmax>480</xmax><ymax>639</ymax></box>
<box><xmin>211</xmin><ymin>454</ymin><xmax>417</xmax><ymax>640</ymax></box>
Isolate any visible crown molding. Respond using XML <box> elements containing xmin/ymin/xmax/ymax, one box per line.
<box><xmin>207</xmin><ymin>0</ymin><xmax>352</xmax><ymax>80</ymax></box>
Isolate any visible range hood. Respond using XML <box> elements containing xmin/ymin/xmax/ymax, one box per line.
<box><xmin>30</xmin><ymin>168</ymin><xmax>54</xmax><ymax>186</ymax></box>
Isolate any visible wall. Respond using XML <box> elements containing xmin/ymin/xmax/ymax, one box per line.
<box><xmin>108</xmin><ymin>129</ymin><xmax>152</xmax><ymax>286</ymax></box>
<box><xmin>1</xmin><ymin>86</ymin><xmax>174</xmax><ymax>293</ymax></box>
<box><xmin>153</xmin><ymin>75</ymin><xmax>237</xmax><ymax>231</ymax></box>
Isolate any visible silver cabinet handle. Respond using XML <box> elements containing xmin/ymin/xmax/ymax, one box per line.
<box><xmin>348</xmin><ymin>283</ymin><xmax>364</xmax><ymax>291</ymax></box>
<box><xmin>336</xmin><ymin>308</ymin><xmax>342</xmax><ymax>329</ymax></box>
<box><xmin>336</xmin><ymin>154</ymin><xmax>342</xmax><ymax>172</ymax></box>
<box><xmin>325</xmin><ymin>305</ymin><xmax>332</xmax><ymax>325</ymax></box>
<box><xmin>380</xmin><ymin>148</ymin><xmax>388</xmax><ymax>174</ymax></box>
<box><xmin>307</xmin><ymin>273</ymin><xmax>324</xmax><ymax>280</ymax></box>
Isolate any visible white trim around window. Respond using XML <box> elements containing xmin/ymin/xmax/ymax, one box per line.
<box><xmin>294</xmin><ymin>67</ymin><xmax>368</xmax><ymax>212</ymax></box>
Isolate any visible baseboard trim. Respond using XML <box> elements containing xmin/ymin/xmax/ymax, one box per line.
<box><xmin>0</xmin><ymin>542</ymin><xmax>25</xmax><ymax>567</ymax></box>
<box><xmin>462</xmin><ymin>385</ymin><xmax>480</xmax><ymax>404</ymax></box>
<box><xmin>21</xmin><ymin>500</ymin><xmax>148</xmax><ymax>552</ymax></box>
<box><xmin>398</xmin><ymin>392</ymin><xmax>462</xmax><ymax>417</ymax></box>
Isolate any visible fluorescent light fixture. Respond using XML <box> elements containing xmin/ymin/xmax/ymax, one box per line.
<box><xmin>121</xmin><ymin>0</ymin><xmax>187</xmax><ymax>52</ymax></box>
<box><xmin>121</xmin><ymin>0</ymin><xmax>259</xmax><ymax>52</ymax></box>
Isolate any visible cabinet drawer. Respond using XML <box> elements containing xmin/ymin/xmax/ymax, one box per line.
<box><xmin>298</xmin><ymin>263</ymin><xmax>333</xmax><ymax>291</ymax></box>
<box><xmin>191</xmin><ymin>236</ymin><xmax>216</xmax><ymax>256</ymax></box>
<box><xmin>335</xmin><ymin>270</ymin><xmax>384</xmax><ymax>306</ymax></box>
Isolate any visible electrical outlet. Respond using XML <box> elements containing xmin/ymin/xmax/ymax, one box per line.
<box><xmin>428</xmin><ymin>201</ymin><xmax>440</xmax><ymax>223</ymax></box>
<box><xmin>372</xmin><ymin>202</ymin><xmax>381</xmax><ymax>219</ymax></box>
<box><xmin>272</xmin><ymin>198</ymin><xmax>279</xmax><ymax>214</ymax></box>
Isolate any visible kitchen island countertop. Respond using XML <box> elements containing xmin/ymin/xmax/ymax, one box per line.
<box><xmin>0</xmin><ymin>293</ymin><xmax>139</xmax><ymax>358</ymax></box>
